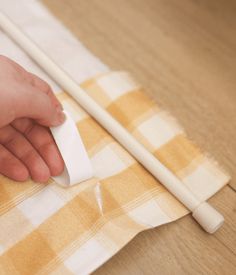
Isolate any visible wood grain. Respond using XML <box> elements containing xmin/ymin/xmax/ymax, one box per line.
<box><xmin>95</xmin><ymin>187</ymin><xmax>236</xmax><ymax>275</ymax></box>
<box><xmin>41</xmin><ymin>0</ymin><xmax>236</xmax><ymax>274</ymax></box>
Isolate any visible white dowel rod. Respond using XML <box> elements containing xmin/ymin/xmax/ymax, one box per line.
<box><xmin>0</xmin><ymin>12</ymin><xmax>224</xmax><ymax>233</ymax></box>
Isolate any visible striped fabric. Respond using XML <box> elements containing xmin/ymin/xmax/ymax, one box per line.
<box><xmin>0</xmin><ymin>1</ymin><xmax>230</xmax><ymax>274</ymax></box>
<box><xmin>0</xmin><ymin>71</ymin><xmax>229</xmax><ymax>274</ymax></box>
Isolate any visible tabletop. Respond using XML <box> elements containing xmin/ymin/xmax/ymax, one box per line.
<box><xmin>42</xmin><ymin>0</ymin><xmax>236</xmax><ymax>274</ymax></box>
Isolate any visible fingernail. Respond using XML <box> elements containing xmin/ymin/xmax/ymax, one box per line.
<box><xmin>57</xmin><ymin>110</ymin><xmax>66</xmax><ymax>124</ymax></box>
<box><xmin>50</xmin><ymin>106</ymin><xmax>66</xmax><ymax>126</ymax></box>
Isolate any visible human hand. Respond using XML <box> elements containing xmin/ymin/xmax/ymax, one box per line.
<box><xmin>0</xmin><ymin>55</ymin><xmax>65</xmax><ymax>182</ymax></box>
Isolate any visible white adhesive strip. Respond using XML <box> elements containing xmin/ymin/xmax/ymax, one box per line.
<box><xmin>50</xmin><ymin>111</ymin><xmax>93</xmax><ymax>187</ymax></box>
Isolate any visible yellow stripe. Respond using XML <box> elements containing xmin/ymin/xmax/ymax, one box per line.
<box><xmin>81</xmin><ymin>82</ymin><xmax>111</xmax><ymax>108</ymax></box>
<box><xmin>1</xmin><ymin>230</ymin><xmax>56</xmax><ymax>275</ymax></box>
<box><xmin>76</xmin><ymin>117</ymin><xmax>111</xmax><ymax>151</ymax></box>
<box><xmin>0</xmin><ymin>177</ymin><xmax>45</xmax><ymax>215</ymax></box>
<box><xmin>154</xmin><ymin>134</ymin><xmax>202</xmax><ymax>175</ymax></box>
<box><xmin>106</xmin><ymin>90</ymin><xmax>156</xmax><ymax>128</ymax></box>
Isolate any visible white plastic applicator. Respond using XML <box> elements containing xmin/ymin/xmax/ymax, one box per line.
<box><xmin>50</xmin><ymin>111</ymin><xmax>93</xmax><ymax>187</ymax></box>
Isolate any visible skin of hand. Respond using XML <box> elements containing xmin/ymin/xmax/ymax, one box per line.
<box><xmin>0</xmin><ymin>55</ymin><xmax>65</xmax><ymax>183</ymax></box>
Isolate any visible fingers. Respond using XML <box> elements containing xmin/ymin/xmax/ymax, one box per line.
<box><xmin>27</xmin><ymin>73</ymin><xmax>62</xmax><ymax>110</ymax></box>
<box><xmin>0</xmin><ymin>57</ymin><xmax>65</xmax><ymax>182</ymax></box>
<box><xmin>12</xmin><ymin>118</ymin><xmax>64</xmax><ymax>177</ymax></box>
<box><xmin>0</xmin><ymin>55</ymin><xmax>65</xmax><ymax>127</ymax></box>
<box><xmin>14</xmin><ymin>84</ymin><xmax>65</xmax><ymax>127</ymax></box>
<box><xmin>0</xmin><ymin>125</ymin><xmax>50</xmax><ymax>182</ymax></box>
<box><xmin>0</xmin><ymin>144</ymin><xmax>29</xmax><ymax>182</ymax></box>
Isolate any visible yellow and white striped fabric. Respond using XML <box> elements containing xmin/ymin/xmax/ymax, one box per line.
<box><xmin>0</xmin><ymin>71</ymin><xmax>229</xmax><ymax>274</ymax></box>
<box><xmin>0</xmin><ymin>1</ymin><xmax>230</xmax><ymax>274</ymax></box>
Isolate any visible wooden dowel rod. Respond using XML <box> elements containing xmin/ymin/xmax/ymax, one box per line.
<box><xmin>0</xmin><ymin>12</ymin><xmax>224</xmax><ymax>233</ymax></box>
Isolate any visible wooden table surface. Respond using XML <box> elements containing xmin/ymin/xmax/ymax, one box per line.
<box><xmin>42</xmin><ymin>0</ymin><xmax>236</xmax><ymax>274</ymax></box>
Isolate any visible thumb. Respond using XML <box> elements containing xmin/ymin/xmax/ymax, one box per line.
<box><xmin>15</xmin><ymin>85</ymin><xmax>65</xmax><ymax>127</ymax></box>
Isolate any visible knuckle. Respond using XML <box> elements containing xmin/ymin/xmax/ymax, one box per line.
<box><xmin>32</xmin><ymin>75</ymin><xmax>51</xmax><ymax>92</ymax></box>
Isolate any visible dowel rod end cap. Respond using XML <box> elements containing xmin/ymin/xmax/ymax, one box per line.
<box><xmin>192</xmin><ymin>202</ymin><xmax>224</xmax><ymax>234</ymax></box>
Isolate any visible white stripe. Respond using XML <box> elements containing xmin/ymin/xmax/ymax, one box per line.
<box><xmin>138</xmin><ymin>112</ymin><xmax>182</xmax><ymax>148</ymax></box>
<box><xmin>17</xmin><ymin>186</ymin><xmax>64</xmax><ymax>226</ymax></box>
<box><xmin>128</xmin><ymin>199</ymin><xmax>171</xmax><ymax>227</ymax></box>
<box><xmin>97</xmin><ymin>72</ymin><xmax>140</xmax><ymax>100</ymax></box>
<box><xmin>64</xmin><ymin>239</ymin><xmax>110</xmax><ymax>275</ymax></box>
